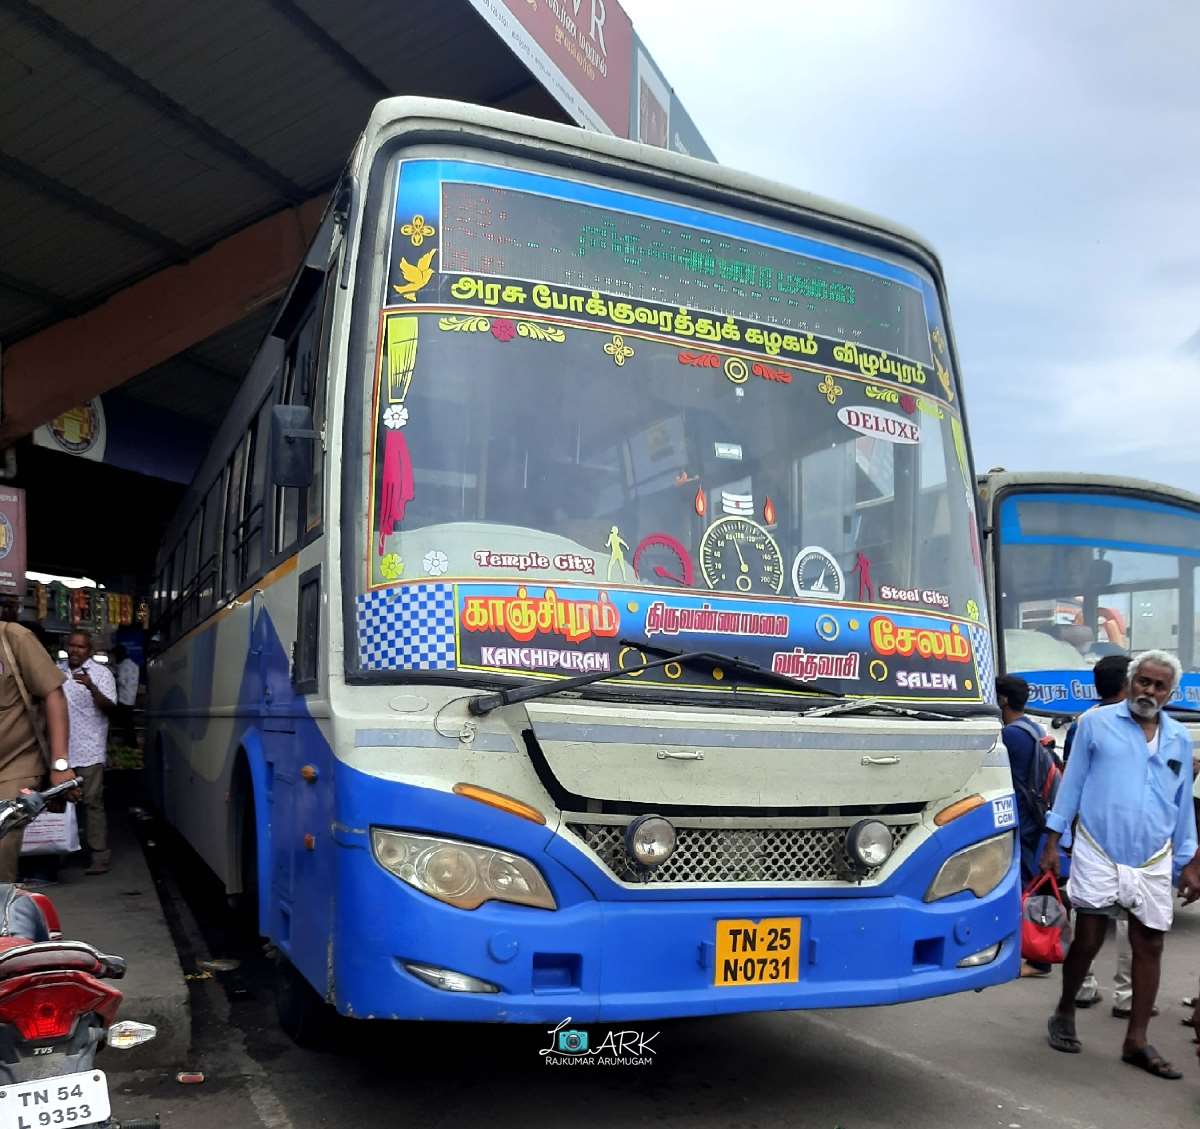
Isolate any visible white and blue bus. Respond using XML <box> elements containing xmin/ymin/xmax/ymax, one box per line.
<box><xmin>980</xmin><ymin>470</ymin><xmax>1200</xmax><ymax>731</ymax></box>
<box><xmin>147</xmin><ymin>99</ymin><xmax>1017</xmax><ymax>1040</ymax></box>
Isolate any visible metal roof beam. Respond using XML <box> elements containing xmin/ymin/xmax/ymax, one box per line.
<box><xmin>266</xmin><ymin>0</ymin><xmax>390</xmax><ymax>97</ymax></box>
<box><xmin>1</xmin><ymin>0</ymin><xmax>308</xmax><ymax>204</ymax></box>
<box><xmin>0</xmin><ymin>195</ymin><xmax>327</xmax><ymax>444</ymax></box>
<box><xmin>0</xmin><ymin>271</ymin><xmax>79</xmax><ymax>317</ymax></box>
<box><xmin>178</xmin><ymin>350</ymin><xmax>244</xmax><ymax>386</ymax></box>
<box><xmin>0</xmin><ymin>151</ymin><xmax>190</xmax><ymax>262</ymax></box>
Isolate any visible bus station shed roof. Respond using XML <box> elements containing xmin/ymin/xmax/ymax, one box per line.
<box><xmin>0</xmin><ymin>0</ymin><xmax>569</xmax><ymax>445</ymax></box>
<box><xmin>0</xmin><ymin>0</ymin><xmax>714</xmax><ymax>580</ymax></box>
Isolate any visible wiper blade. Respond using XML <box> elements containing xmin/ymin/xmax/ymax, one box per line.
<box><xmin>800</xmin><ymin>695</ymin><xmax>962</xmax><ymax>722</ymax></box>
<box><xmin>627</xmin><ymin>639</ymin><xmax>842</xmax><ymax>698</ymax></box>
<box><xmin>1165</xmin><ymin>704</ymin><xmax>1200</xmax><ymax>718</ymax></box>
<box><xmin>467</xmin><ymin>648</ymin><xmax>715</xmax><ymax>716</ymax></box>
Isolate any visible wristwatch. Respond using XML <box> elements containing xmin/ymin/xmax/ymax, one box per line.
<box><xmin>52</xmin><ymin>758</ymin><xmax>69</xmax><ymax>773</ymax></box>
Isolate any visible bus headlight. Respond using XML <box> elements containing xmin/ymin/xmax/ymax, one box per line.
<box><xmin>845</xmin><ymin>819</ymin><xmax>894</xmax><ymax>870</ymax></box>
<box><xmin>371</xmin><ymin>829</ymin><xmax>556</xmax><ymax>911</ymax></box>
<box><xmin>924</xmin><ymin>833</ymin><xmax>1013</xmax><ymax>902</ymax></box>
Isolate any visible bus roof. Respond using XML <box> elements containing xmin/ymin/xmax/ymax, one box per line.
<box><xmin>979</xmin><ymin>470</ymin><xmax>1200</xmax><ymax>512</ymax></box>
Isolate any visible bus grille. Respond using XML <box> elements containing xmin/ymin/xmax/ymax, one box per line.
<box><xmin>564</xmin><ymin>822</ymin><xmax>915</xmax><ymax>884</ymax></box>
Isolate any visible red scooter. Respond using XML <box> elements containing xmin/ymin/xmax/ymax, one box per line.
<box><xmin>0</xmin><ymin>778</ymin><xmax>158</xmax><ymax>1128</ymax></box>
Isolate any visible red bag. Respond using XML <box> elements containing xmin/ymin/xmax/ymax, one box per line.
<box><xmin>1021</xmin><ymin>873</ymin><xmax>1071</xmax><ymax>965</ymax></box>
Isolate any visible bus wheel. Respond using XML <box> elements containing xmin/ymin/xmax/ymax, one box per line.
<box><xmin>274</xmin><ymin>956</ymin><xmax>337</xmax><ymax>1049</ymax></box>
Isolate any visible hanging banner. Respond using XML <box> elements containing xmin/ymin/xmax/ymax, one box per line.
<box><xmin>0</xmin><ymin>487</ymin><xmax>26</xmax><ymax>595</ymax></box>
<box><xmin>32</xmin><ymin>399</ymin><xmax>107</xmax><ymax>462</ymax></box>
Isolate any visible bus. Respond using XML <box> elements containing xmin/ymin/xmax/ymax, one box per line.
<box><xmin>146</xmin><ymin>98</ymin><xmax>1017</xmax><ymax>1041</ymax></box>
<box><xmin>979</xmin><ymin>470</ymin><xmax>1200</xmax><ymax>738</ymax></box>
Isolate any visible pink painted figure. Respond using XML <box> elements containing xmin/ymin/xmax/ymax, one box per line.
<box><xmin>849</xmin><ymin>552</ymin><xmax>874</xmax><ymax>602</ymax></box>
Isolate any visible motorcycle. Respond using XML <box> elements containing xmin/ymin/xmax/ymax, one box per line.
<box><xmin>0</xmin><ymin>777</ymin><xmax>158</xmax><ymax>1128</ymax></box>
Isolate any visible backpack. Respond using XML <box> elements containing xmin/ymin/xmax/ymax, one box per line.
<box><xmin>1010</xmin><ymin>717</ymin><xmax>1061</xmax><ymax>832</ymax></box>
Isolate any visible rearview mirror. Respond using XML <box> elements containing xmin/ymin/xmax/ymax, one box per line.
<box><xmin>1089</xmin><ymin>557</ymin><xmax>1113</xmax><ymax>588</ymax></box>
<box><xmin>271</xmin><ymin>404</ymin><xmax>317</xmax><ymax>489</ymax></box>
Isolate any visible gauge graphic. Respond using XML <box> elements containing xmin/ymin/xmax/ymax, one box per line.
<box><xmin>791</xmin><ymin>546</ymin><xmax>845</xmax><ymax>600</ymax></box>
<box><xmin>632</xmin><ymin>533</ymin><xmax>694</xmax><ymax>587</ymax></box>
<box><xmin>698</xmin><ymin>517</ymin><xmax>784</xmax><ymax>594</ymax></box>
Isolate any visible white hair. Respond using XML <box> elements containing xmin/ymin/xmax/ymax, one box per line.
<box><xmin>1128</xmin><ymin>649</ymin><xmax>1183</xmax><ymax>691</ymax></box>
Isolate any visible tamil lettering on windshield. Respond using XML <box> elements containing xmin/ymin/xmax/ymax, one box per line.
<box><xmin>354</xmin><ymin>159</ymin><xmax>988</xmax><ymax>704</ymax></box>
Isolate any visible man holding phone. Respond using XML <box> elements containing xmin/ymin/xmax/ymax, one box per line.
<box><xmin>59</xmin><ymin>632</ymin><xmax>115</xmax><ymax>875</ymax></box>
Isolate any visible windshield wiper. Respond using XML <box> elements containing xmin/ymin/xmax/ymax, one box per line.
<box><xmin>467</xmin><ymin>649</ymin><xmax>716</xmax><ymax>716</ymax></box>
<box><xmin>800</xmin><ymin>695</ymin><xmax>963</xmax><ymax>722</ymax></box>
<box><xmin>627</xmin><ymin>640</ymin><xmax>841</xmax><ymax>699</ymax></box>
<box><xmin>1165</xmin><ymin>704</ymin><xmax>1200</xmax><ymax>718</ymax></box>
<box><xmin>467</xmin><ymin>640</ymin><xmax>842</xmax><ymax>717</ymax></box>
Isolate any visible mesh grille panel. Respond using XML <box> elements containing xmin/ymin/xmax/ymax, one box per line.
<box><xmin>565</xmin><ymin>822</ymin><xmax>914</xmax><ymax>884</ymax></box>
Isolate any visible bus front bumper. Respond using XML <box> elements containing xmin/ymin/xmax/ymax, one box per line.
<box><xmin>332</xmin><ymin>839</ymin><xmax>1019</xmax><ymax>1023</ymax></box>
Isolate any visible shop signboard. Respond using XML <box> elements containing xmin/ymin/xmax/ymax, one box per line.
<box><xmin>0</xmin><ymin>487</ymin><xmax>26</xmax><ymax>595</ymax></box>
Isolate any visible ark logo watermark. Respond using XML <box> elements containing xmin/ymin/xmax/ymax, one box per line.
<box><xmin>539</xmin><ymin>1017</ymin><xmax>659</xmax><ymax>1066</ymax></box>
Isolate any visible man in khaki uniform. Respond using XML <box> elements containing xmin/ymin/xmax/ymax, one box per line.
<box><xmin>0</xmin><ymin>622</ymin><xmax>71</xmax><ymax>881</ymax></box>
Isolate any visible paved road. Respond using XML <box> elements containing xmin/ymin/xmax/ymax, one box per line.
<box><xmin>110</xmin><ymin>833</ymin><xmax>1200</xmax><ymax>1129</ymax></box>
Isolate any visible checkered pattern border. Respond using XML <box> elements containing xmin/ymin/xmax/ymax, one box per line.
<box><xmin>357</xmin><ymin>584</ymin><xmax>456</xmax><ymax>671</ymax></box>
<box><xmin>969</xmin><ymin>623</ymin><xmax>996</xmax><ymax>703</ymax></box>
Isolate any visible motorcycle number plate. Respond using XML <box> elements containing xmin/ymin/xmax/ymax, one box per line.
<box><xmin>0</xmin><ymin>1067</ymin><xmax>110</xmax><ymax>1126</ymax></box>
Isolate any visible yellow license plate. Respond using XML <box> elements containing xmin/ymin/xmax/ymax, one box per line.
<box><xmin>713</xmin><ymin>917</ymin><xmax>801</xmax><ymax>987</ymax></box>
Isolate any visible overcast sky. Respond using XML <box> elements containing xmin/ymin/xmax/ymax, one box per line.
<box><xmin>622</xmin><ymin>0</ymin><xmax>1200</xmax><ymax>493</ymax></box>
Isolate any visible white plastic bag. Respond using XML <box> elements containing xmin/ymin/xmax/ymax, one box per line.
<box><xmin>20</xmin><ymin>805</ymin><xmax>81</xmax><ymax>855</ymax></box>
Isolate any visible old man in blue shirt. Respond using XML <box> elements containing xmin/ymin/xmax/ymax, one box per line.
<box><xmin>1041</xmin><ymin>650</ymin><xmax>1200</xmax><ymax>1080</ymax></box>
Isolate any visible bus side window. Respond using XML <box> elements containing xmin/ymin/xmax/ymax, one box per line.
<box><xmin>197</xmin><ymin>472</ymin><xmax>225</xmax><ymax>618</ymax></box>
<box><xmin>169</xmin><ymin>543</ymin><xmax>185</xmax><ymax>640</ymax></box>
<box><xmin>224</xmin><ymin>396</ymin><xmax>272</xmax><ymax>591</ymax></box>
<box><xmin>241</xmin><ymin>396</ymin><xmax>272</xmax><ymax>582</ymax></box>
<box><xmin>223</xmin><ymin>429</ymin><xmax>251</xmax><ymax>598</ymax></box>
<box><xmin>159</xmin><ymin>553</ymin><xmax>175</xmax><ymax>639</ymax></box>
<box><xmin>180</xmin><ymin>507</ymin><xmax>203</xmax><ymax>632</ymax></box>
<box><xmin>275</xmin><ymin>279</ymin><xmax>329</xmax><ymax>556</ymax></box>
<box><xmin>293</xmin><ymin>565</ymin><xmax>320</xmax><ymax>693</ymax></box>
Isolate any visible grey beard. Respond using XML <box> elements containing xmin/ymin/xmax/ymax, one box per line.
<box><xmin>1129</xmin><ymin>696</ymin><xmax>1159</xmax><ymax>719</ymax></box>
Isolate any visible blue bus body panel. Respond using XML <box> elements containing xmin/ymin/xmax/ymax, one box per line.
<box><xmin>329</xmin><ymin>762</ymin><xmax>1019</xmax><ymax>1022</ymax></box>
<box><xmin>220</xmin><ymin>605</ymin><xmax>1018</xmax><ymax>1021</ymax></box>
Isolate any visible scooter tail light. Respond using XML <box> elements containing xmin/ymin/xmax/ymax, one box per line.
<box><xmin>0</xmin><ymin>972</ymin><xmax>122</xmax><ymax>1041</ymax></box>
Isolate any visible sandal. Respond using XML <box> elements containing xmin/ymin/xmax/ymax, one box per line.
<box><xmin>1047</xmin><ymin>1014</ymin><xmax>1082</xmax><ymax>1054</ymax></box>
<box><xmin>1121</xmin><ymin>1044</ymin><xmax>1182</xmax><ymax>1080</ymax></box>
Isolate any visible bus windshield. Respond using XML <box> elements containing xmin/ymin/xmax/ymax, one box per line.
<box><xmin>355</xmin><ymin>157</ymin><xmax>989</xmax><ymax>705</ymax></box>
<box><xmin>995</xmin><ymin>489</ymin><xmax>1200</xmax><ymax>711</ymax></box>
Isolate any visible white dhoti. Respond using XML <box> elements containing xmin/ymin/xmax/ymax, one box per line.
<box><xmin>1066</xmin><ymin>825</ymin><xmax>1175</xmax><ymax>933</ymax></box>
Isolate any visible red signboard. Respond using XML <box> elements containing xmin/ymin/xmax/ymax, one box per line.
<box><xmin>0</xmin><ymin>487</ymin><xmax>27</xmax><ymax>595</ymax></box>
<box><xmin>470</xmin><ymin>0</ymin><xmax>633</xmax><ymax>136</ymax></box>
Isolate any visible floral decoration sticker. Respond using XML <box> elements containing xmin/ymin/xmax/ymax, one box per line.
<box><xmin>383</xmin><ymin>404</ymin><xmax>409</xmax><ymax>430</ymax></box>
<box><xmin>965</xmin><ymin>599</ymin><xmax>980</xmax><ymax>621</ymax></box>
<box><xmin>490</xmin><ymin>318</ymin><xmax>517</xmax><ymax>342</ymax></box>
<box><xmin>380</xmin><ymin>553</ymin><xmax>405</xmax><ymax>580</ymax></box>
<box><xmin>423</xmin><ymin>550</ymin><xmax>449</xmax><ymax>576</ymax></box>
